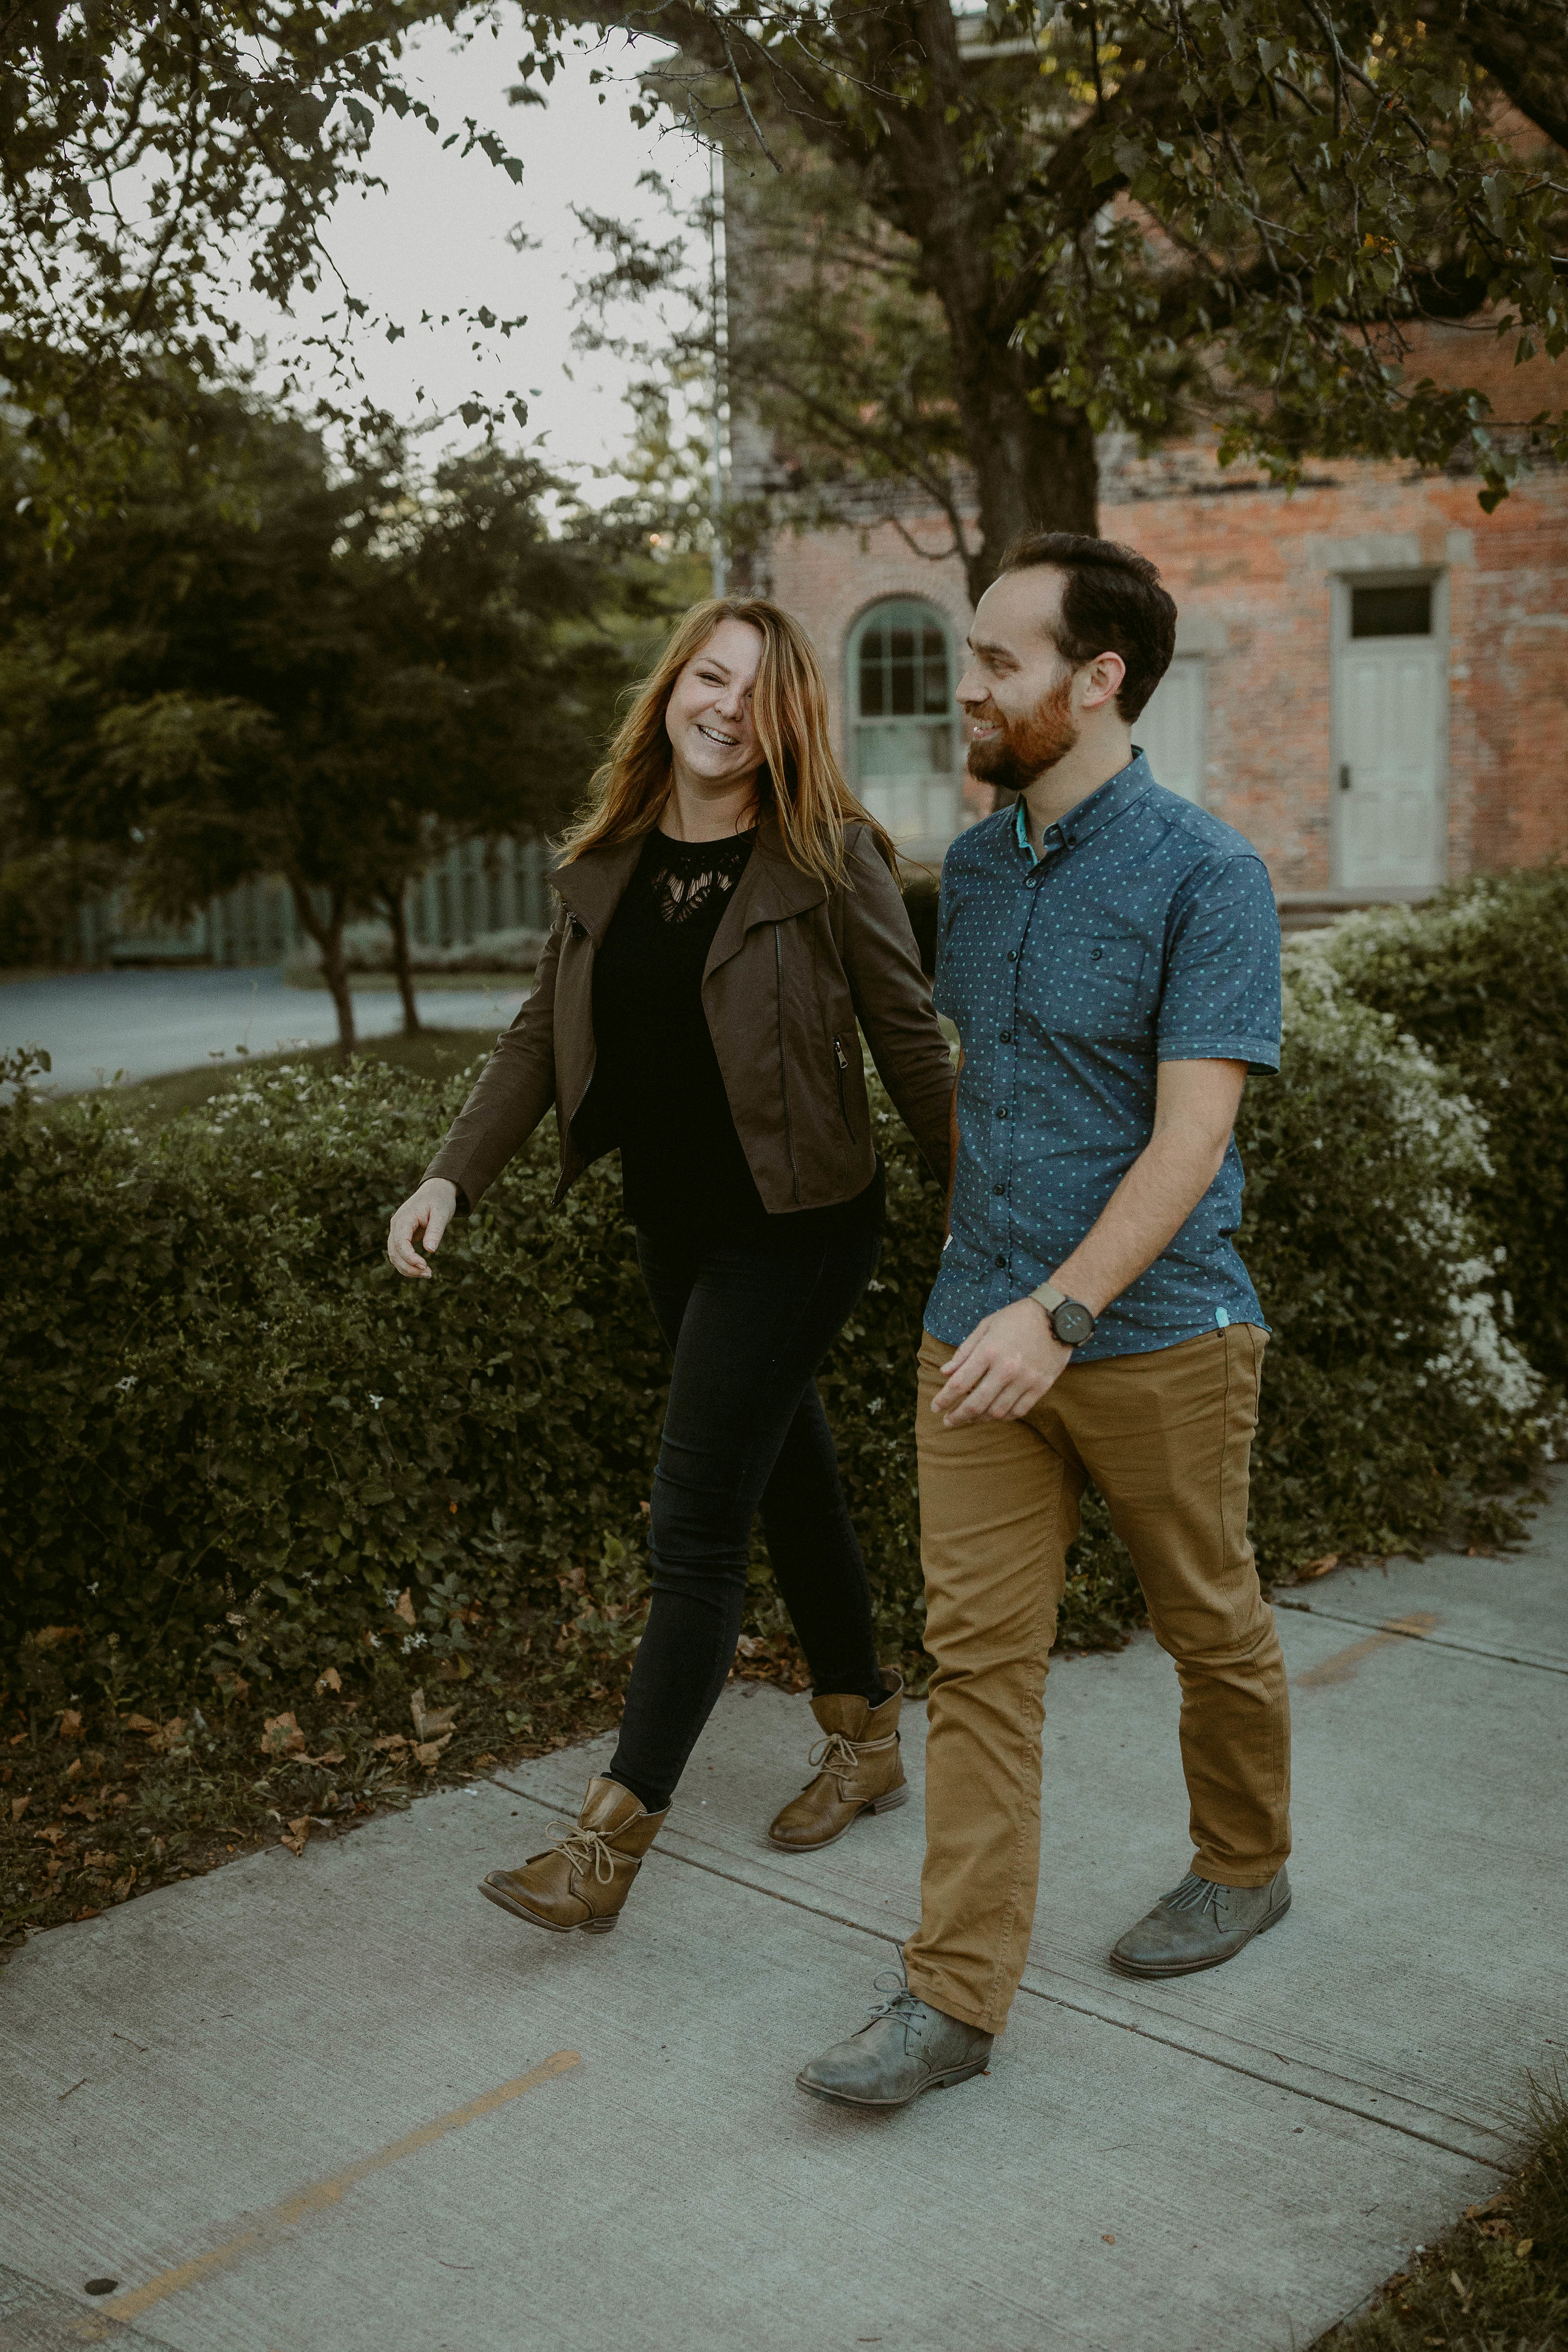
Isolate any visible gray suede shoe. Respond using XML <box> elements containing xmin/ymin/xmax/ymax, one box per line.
<box><xmin>796</xmin><ymin>1973</ymin><xmax>993</xmax><ymax>2110</ymax></box>
<box><xmin>1110</xmin><ymin>1865</ymin><xmax>1292</xmax><ymax>1978</ymax></box>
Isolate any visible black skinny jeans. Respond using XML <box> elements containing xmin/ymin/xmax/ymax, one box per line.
<box><xmin>607</xmin><ymin>1222</ymin><xmax>885</xmax><ymax>1814</ymax></box>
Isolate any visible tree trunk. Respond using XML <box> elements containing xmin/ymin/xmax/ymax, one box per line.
<box><xmin>958</xmin><ymin>381</ymin><xmax>1100</xmax><ymax>607</ymax></box>
<box><xmin>379</xmin><ymin>882</ymin><xmax>421</xmax><ymax>1036</ymax></box>
<box><xmin>287</xmin><ymin>875</ymin><xmax>355</xmax><ymax>1054</ymax></box>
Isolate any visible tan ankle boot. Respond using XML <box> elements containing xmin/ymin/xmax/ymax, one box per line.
<box><xmin>480</xmin><ymin>1776</ymin><xmax>668</xmax><ymax>1934</ymax></box>
<box><xmin>767</xmin><ymin>1671</ymin><xmax>907</xmax><ymax>1852</ymax></box>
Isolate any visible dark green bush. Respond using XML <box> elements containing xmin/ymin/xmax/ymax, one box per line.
<box><xmin>1322</xmin><ymin>866</ymin><xmax>1568</xmax><ymax>1387</ymax></box>
<box><xmin>0</xmin><ymin>902</ymin><xmax>1556</xmax><ymax>1712</ymax></box>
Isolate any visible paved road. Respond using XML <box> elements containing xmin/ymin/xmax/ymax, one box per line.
<box><xmin>2</xmin><ymin>1491</ymin><xmax>1565</xmax><ymax>2352</ymax></box>
<box><xmin>0</xmin><ymin>969</ymin><xmax>527</xmax><ymax>1095</ymax></box>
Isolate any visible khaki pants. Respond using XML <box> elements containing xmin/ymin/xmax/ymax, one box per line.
<box><xmin>904</xmin><ymin>1323</ymin><xmax>1290</xmax><ymax>2036</ymax></box>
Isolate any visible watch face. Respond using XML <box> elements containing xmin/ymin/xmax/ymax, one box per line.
<box><xmin>1053</xmin><ymin>1300</ymin><xmax>1096</xmax><ymax>1346</ymax></box>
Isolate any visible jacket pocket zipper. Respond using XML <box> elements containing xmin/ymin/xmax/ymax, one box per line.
<box><xmin>833</xmin><ymin>1035</ymin><xmax>855</xmax><ymax>1139</ymax></box>
<box><xmin>776</xmin><ymin>924</ymin><xmax>800</xmax><ymax>1201</ymax></box>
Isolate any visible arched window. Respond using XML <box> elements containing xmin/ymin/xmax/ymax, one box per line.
<box><xmin>848</xmin><ymin>599</ymin><xmax>959</xmax><ymax>852</ymax></box>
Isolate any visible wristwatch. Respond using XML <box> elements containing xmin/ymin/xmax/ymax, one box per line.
<box><xmin>1028</xmin><ymin>1281</ymin><xmax>1097</xmax><ymax>1347</ymax></box>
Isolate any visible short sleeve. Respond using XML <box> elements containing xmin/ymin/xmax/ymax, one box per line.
<box><xmin>1156</xmin><ymin>853</ymin><xmax>1281</xmax><ymax>1075</ymax></box>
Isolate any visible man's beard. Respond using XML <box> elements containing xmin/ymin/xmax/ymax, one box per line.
<box><xmin>966</xmin><ymin>672</ymin><xmax>1079</xmax><ymax>794</ymax></box>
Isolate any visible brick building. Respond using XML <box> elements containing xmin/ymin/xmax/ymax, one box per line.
<box><xmin>735</xmin><ymin>328</ymin><xmax>1568</xmax><ymax>917</ymax></box>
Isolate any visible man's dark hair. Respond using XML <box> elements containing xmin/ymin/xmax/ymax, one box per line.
<box><xmin>998</xmin><ymin>531</ymin><xmax>1177</xmax><ymax>723</ymax></box>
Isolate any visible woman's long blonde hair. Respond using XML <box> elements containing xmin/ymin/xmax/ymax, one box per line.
<box><xmin>557</xmin><ymin>596</ymin><xmax>896</xmax><ymax>886</ymax></box>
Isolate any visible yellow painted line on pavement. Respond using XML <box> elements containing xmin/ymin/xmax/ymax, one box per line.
<box><xmin>1294</xmin><ymin>1612</ymin><xmax>1439</xmax><ymax>1690</ymax></box>
<box><xmin>75</xmin><ymin>2049</ymin><xmax>581</xmax><ymax>2339</ymax></box>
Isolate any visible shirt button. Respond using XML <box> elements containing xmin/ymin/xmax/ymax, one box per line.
<box><xmin>996</xmin><ymin>1106</ymin><xmax>1009</xmax><ymax>1119</ymax></box>
<box><xmin>993</xmin><ymin>1183</ymin><xmax>1006</xmax><ymax>1196</ymax></box>
<box><xmin>994</xmin><ymin>1254</ymin><xmax>1007</xmax><ymax>1268</ymax></box>
<box><xmin>998</xmin><ymin>1030</ymin><xmax>1011</xmax><ymax>1043</ymax></box>
<box><xmin>1091</xmin><ymin>945</ymin><xmax>1103</xmax><ymax>961</ymax></box>
<box><xmin>1006</xmin><ymin>951</ymin><xmax>1017</xmax><ymax>962</ymax></box>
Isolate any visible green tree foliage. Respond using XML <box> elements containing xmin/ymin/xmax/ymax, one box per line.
<box><xmin>0</xmin><ymin>0</ymin><xmax>546</xmax><ymax>483</ymax></box>
<box><xmin>0</xmin><ymin>402</ymin><xmax>649</xmax><ymax>1036</ymax></box>
<box><xmin>593</xmin><ymin>0</ymin><xmax>1568</xmax><ymax>593</ymax></box>
<box><xmin>1</xmin><ymin>887</ymin><xmax>1555</xmax><ymax>1712</ymax></box>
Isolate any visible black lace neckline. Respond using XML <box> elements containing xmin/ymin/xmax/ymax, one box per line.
<box><xmin>644</xmin><ymin>826</ymin><xmax>755</xmax><ymax>926</ymax></box>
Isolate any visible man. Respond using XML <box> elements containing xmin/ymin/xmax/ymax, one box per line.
<box><xmin>797</xmin><ymin>532</ymin><xmax>1289</xmax><ymax>2110</ymax></box>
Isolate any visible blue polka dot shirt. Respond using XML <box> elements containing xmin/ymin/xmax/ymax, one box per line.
<box><xmin>926</xmin><ymin>750</ymin><xmax>1281</xmax><ymax>1361</ymax></box>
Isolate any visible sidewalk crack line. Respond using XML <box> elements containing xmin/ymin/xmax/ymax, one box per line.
<box><xmin>489</xmin><ymin>1780</ymin><xmax>1510</xmax><ymax>2169</ymax></box>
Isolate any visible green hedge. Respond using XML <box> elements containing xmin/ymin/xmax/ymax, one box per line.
<box><xmin>0</xmin><ymin>880</ymin><xmax>1558</xmax><ymax>1713</ymax></box>
<box><xmin>1320</xmin><ymin>866</ymin><xmax>1568</xmax><ymax>1388</ymax></box>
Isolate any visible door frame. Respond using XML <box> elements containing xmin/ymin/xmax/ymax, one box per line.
<box><xmin>1330</xmin><ymin>567</ymin><xmax>1450</xmax><ymax>889</ymax></box>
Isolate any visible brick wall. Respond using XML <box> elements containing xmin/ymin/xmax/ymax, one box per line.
<box><xmin>768</xmin><ymin>453</ymin><xmax>1568</xmax><ymax>889</ymax></box>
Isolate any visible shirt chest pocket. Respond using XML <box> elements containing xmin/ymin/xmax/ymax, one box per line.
<box><xmin>1028</xmin><ymin>932</ymin><xmax>1152</xmax><ymax>1043</ymax></box>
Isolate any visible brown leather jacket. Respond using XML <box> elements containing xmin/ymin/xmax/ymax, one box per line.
<box><xmin>424</xmin><ymin>813</ymin><xmax>955</xmax><ymax>1215</ymax></box>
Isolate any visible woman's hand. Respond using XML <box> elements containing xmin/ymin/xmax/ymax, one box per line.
<box><xmin>387</xmin><ymin>1178</ymin><xmax>459</xmax><ymax>1279</ymax></box>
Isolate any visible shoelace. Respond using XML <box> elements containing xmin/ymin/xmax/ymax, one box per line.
<box><xmin>860</xmin><ymin>1968</ymin><xmax>928</xmax><ymax>2053</ymax></box>
<box><xmin>1162</xmin><ymin>1872</ymin><xmax>1224</xmax><ymax>1917</ymax></box>
<box><xmin>547</xmin><ymin>1821</ymin><xmax>619</xmax><ymax>1884</ymax></box>
<box><xmin>808</xmin><ymin>1727</ymin><xmax>898</xmax><ymax>1781</ymax></box>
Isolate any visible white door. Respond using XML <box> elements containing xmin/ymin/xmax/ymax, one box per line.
<box><xmin>1335</xmin><ymin>583</ymin><xmax>1445</xmax><ymax>887</ymax></box>
<box><xmin>1135</xmin><ymin>655</ymin><xmax>1206</xmax><ymax>803</ymax></box>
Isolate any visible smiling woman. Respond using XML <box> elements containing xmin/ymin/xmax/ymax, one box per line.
<box><xmin>385</xmin><ymin>594</ymin><xmax>957</xmax><ymax>1942</ymax></box>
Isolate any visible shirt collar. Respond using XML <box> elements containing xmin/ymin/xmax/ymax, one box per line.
<box><xmin>1012</xmin><ymin>750</ymin><xmax>1154</xmax><ymax>865</ymax></box>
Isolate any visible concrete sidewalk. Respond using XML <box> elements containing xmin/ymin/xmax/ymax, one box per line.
<box><xmin>2</xmin><ymin>1494</ymin><xmax>1564</xmax><ymax>2352</ymax></box>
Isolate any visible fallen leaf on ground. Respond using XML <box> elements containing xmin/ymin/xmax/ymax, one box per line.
<box><xmin>10</xmin><ymin>1794</ymin><xmax>30</xmax><ymax>1822</ymax></box>
<box><xmin>393</xmin><ymin>1589</ymin><xmax>416</xmax><ymax>1625</ymax></box>
<box><xmin>64</xmin><ymin>1757</ymin><xmax>82</xmax><ymax>1780</ymax></box>
<box><xmin>112</xmin><ymin>1872</ymin><xmax>136</xmax><ymax>1903</ymax></box>
<box><xmin>1299</xmin><ymin>1555</ymin><xmax>1339</xmax><ymax>1578</ymax></box>
<box><xmin>1516</xmin><ymin>2239</ymin><xmax>1534</xmax><ymax>2259</ymax></box>
<box><xmin>258</xmin><ymin>1712</ymin><xmax>306</xmax><ymax>1759</ymax></box>
<box><xmin>280</xmin><ymin>1818</ymin><xmax>312</xmax><ymax>1856</ymax></box>
<box><xmin>372</xmin><ymin>1733</ymin><xmax>408</xmax><ymax>1752</ymax></box>
<box><xmin>82</xmin><ymin>1850</ymin><xmax>116</xmax><ymax>1869</ymax></box>
<box><xmin>314</xmin><ymin>1667</ymin><xmax>342</xmax><ymax>1695</ymax></box>
<box><xmin>410</xmin><ymin>1688</ymin><xmax>457</xmax><ymax>1741</ymax></box>
<box><xmin>412</xmin><ymin>1736</ymin><xmax>452</xmax><ymax>1769</ymax></box>
<box><xmin>148</xmin><ymin>1718</ymin><xmax>189</xmax><ymax>1754</ymax></box>
<box><xmin>62</xmin><ymin>1799</ymin><xmax>99</xmax><ymax>1822</ymax></box>
<box><xmin>57</xmin><ymin>1710</ymin><xmax>84</xmax><ymax>1739</ymax></box>
<box><xmin>734</xmin><ymin>1635</ymin><xmax>762</xmax><ymax>1658</ymax></box>
<box><xmin>472</xmin><ymin>1754</ymin><xmax>498</xmax><ymax>1769</ymax></box>
<box><xmin>302</xmin><ymin>1748</ymin><xmax>346</xmax><ymax>1767</ymax></box>
<box><xmin>33</xmin><ymin>1824</ymin><xmax>66</xmax><ymax>1844</ymax></box>
<box><xmin>1102</xmin><ymin>2234</ymin><xmax>1115</xmax><ymax>2245</ymax></box>
<box><xmin>123</xmin><ymin>1714</ymin><xmax>161</xmax><ymax>1735</ymax></box>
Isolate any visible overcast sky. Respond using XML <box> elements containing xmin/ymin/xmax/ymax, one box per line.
<box><xmin>240</xmin><ymin>24</ymin><xmax>709</xmax><ymax>497</ymax></box>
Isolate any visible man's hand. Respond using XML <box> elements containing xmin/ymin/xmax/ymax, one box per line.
<box><xmin>387</xmin><ymin>1177</ymin><xmax>459</xmax><ymax>1279</ymax></box>
<box><xmin>931</xmin><ymin>1297</ymin><xmax>1074</xmax><ymax>1427</ymax></box>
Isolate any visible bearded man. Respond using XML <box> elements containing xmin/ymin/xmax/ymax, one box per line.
<box><xmin>797</xmin><ymin>532</ymin><xmax>1291</xmax><ymax>2110</ymax></box>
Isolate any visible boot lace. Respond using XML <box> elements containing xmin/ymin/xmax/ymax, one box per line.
<box><xmin>860</xmin><ymin>1967</ymin><xmax>929</xmax><ymax>2053</ymax></box>
<box><xmin>808</xmin><ymin>1727</ymin><xmax>898</xmax><ymax>1782</ymax></box>
<box><xmin>808</xmin><ymin>1731</ymin><xmax>862</xmax><ymax>1779</ymax></box>
<box><xmin>548</xmin><ymin>1821</ymin><xmax>619</xmax><ymax>1884</ymax></box>
<box><xmin>1162</xmin><ymin>1871</ymin><xmax>1223</xmax><ymax>1917</ymax></box>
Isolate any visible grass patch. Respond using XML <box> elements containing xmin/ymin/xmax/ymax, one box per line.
<box><xmin>284</xmin><ymin>971</ymin><xmax>529</xmax><ymax>995</ymax></box>
<box><xmin>1313</xmin><ymin>2076</ymin><xmax>1567</xmax><ymax>2347</ymax></box>
<box><xmin>76</xmin><ymin>1027</ymin><xmax>500</xmax><ymax>1127</ymax></box>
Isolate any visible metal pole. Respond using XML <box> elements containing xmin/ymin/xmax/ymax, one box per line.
<box><xmin>708</xmin><ymin>140</ymin><xmax>728</xmax><ymax>600</ymax></box>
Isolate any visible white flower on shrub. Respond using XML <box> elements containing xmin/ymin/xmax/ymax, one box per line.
<box><xmin>1282</xmin><ymin>947</ymin><xmax>1542</xmax><ymax>1422</ymax></box>
<box><xmin>400</xmin><ymin>1631</ymin><xmax>427</xmax><ymax>1652</ymax></box>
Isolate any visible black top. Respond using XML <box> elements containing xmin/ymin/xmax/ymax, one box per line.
<box><xmin>586</xmin><ymin>827</ymin><xmax>882</xmax><ymax>1248</ymax></box>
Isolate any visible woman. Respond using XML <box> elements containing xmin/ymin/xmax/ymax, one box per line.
<box><xmin>386</xmin><ymin>597</ymin><xmax>955</xmax><ymax>1936</ymax></box>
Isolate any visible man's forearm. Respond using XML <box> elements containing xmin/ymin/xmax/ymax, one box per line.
<box><xmin>1047</xmin><ymin>1126</ymin><xmax>1230</xmax><ymax>1319</ymax></box>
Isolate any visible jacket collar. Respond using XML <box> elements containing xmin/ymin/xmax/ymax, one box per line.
<box><xmin>549</xmin><ymin>808</ymin><xmax>825</xmax><ymax>955</ymax></box>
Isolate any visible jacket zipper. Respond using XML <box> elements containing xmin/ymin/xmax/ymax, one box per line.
<box><xmin>833</xmin><ymin>1035</ymin><xmax>855</xmax><ymax>1138</ymax></box>
<box><xmin>776</xmin><ymin>923</ymin><xmax>800</xmax><ymax>1201</ymax></box>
